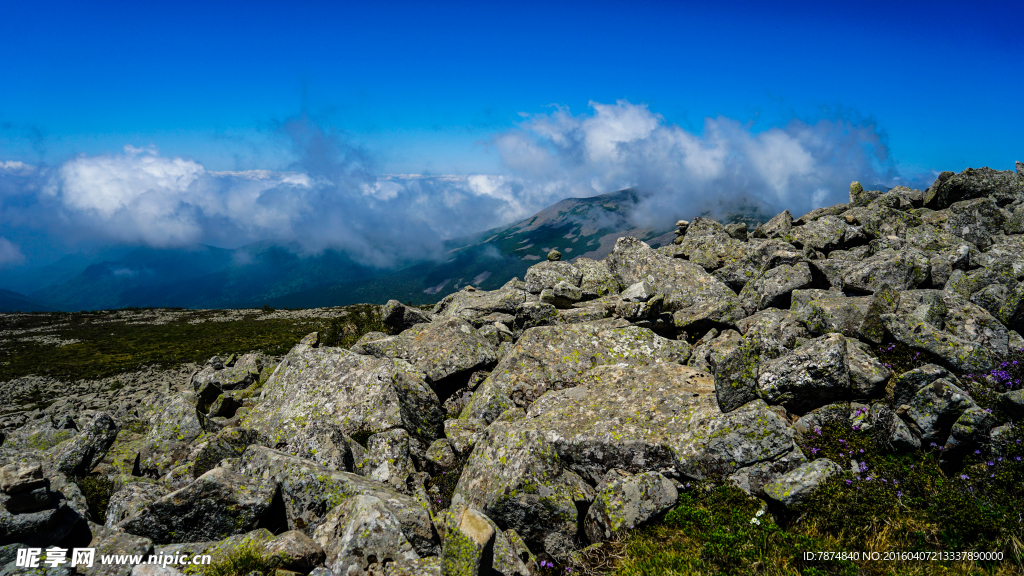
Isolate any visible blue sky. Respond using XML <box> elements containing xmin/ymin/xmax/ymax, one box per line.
<box><xmin>0</xmin><ymin>0</ymin><xmax>1022</xmax><ymax>269</ymax></box>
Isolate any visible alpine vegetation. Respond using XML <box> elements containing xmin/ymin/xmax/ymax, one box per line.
<box><xmin>3</xmin><ymin>162</ymin><xmax>1024</xmax><ymax>575</ymax></box>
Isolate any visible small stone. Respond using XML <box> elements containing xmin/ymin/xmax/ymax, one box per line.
<box><xmin>547</xmin><ymin>250</ymin><xmax>561</xmax><ymax>261</ymax></box>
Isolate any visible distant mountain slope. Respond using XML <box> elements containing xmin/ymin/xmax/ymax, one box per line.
<box><xmin>268</xmin><ymin>188</ymin><xmax>676</xmax><ymax>307</ymax></box>
<box><xmin>9</xmin><ymin>188</ymin><xmax>678</xmax><ymax>311</ymax></box>
<box><xmin>0</xmin><ymin>289</ymin><xmax>53</xmax><ymax>312</ymax></box>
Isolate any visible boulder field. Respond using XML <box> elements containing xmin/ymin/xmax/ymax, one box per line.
<box><xmin>3</xmin><ymin>163</ymin><xmax>1024</xmax><ymax>575</ymax></box>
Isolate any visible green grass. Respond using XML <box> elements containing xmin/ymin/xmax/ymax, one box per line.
<box><xmin>0</xmin><ymin>306</ymin><xmax>402</xmax><ymax>388</ymax></box>
<box><xmin>199</xmin><ymin>541</ymin><xmax>278</xmax><ymax>576</ymax></box>
<box><xmin>73</xmin><ymin>475</ymin><xmax>120</xmax><ymax>524</ymax></box>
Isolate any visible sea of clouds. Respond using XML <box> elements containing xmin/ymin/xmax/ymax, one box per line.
<box><xmin>0</xmin><ymin>100</ymin><xmax>910</xmax><ymax>269</ymax></box>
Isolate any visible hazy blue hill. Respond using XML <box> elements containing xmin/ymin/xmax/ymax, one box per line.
<box><xmin>116</xmin><ymin>244</ymin><xmax>380</xmax><ymax>309</ymax></box>
<box><xmin>0</xmin><ymin>246</ymin><xmax>135</xmax><ymax>295</ymax></box>
<box><xmin>0</xmin><ymin>288</ymin><xmax>54</xmax><ymax>312</ymax></box>
<box><xmin>29</xmin><ymin>245</ymin><xmax>236</xmax><ymax>311</ymax></box>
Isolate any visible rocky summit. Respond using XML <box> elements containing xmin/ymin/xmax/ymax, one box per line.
<box><xmin>3</xmin><ymin>163</ymin><xmax>1024</xmax><ymax>575</ymax></box>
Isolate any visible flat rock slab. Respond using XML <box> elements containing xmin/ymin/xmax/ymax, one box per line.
<box><xmin>117</xmin><ymin>467</ymin><xmax>279</xmax><ymax>544</ymax></box>
<box><xmin>360</xmin><ymin>319</ymin><xmax>499</xmax><ymax>384</ymax></box>
<box><xmin>475</xmin><ymin>322</ymin><xmax>691</xmax><ymax>410</ymax></box>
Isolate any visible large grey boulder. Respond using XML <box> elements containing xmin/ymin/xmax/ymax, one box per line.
<box><xmin>235</xmin><ymin>445</ymin><xmax>435</xmax><ymax>554</ymax></box>
<box><xmin>901</xmin><ymin>378</ymin><xmax>976</xmax><ymax>444</ymax></box>
<box><xmin>382</xmin><ymin>300</ymin><xmax>433</xmax><ymax>333</ymax></box>
<box><xmin>786</xmin><ymin>215</ymin><xmax>849</xmax><ymax>252</ymax></box>
<box><xmin>262</xmin><ymin>529</ymin><xmax>326</xmax><ymax>573</ymax></box>
<box><xmin>138</xmin><ymin>392</ymin><xmax>207</xmax><ymax>476</ymax></box>
<box><xmin>583</xmin><ymin>470</ymin><xmax>678</xmax><ymax>543</ymax></box>
<box><xmin>359</xmin><ymin>318</ymin><xmax>499</xmax><ymax>387</ymax></box>
<box><xmin>943</xmin><ymin>197</ymin><xmax>1005</xmax><ymax>249</ymax></box>
<box><xmin>882</xmin><ymin>308</ymin><xmax>1003</xmax><ymax>373</ymax></box>
<box><xmin>456</xmin><ymin>363</ymin><xmax>794</xmax><ymax>558</ymax></box>
<box><xmin>763</xmin><ymin>458</ymin><xmax>842</xmax><ymax>507</ymax></box>
<box><xmin>117</xmin><ymin>467</ymin><xmax>281</xmax><ymax>544</ymax></box>
<box><xmin>192</xmin><ymin>352</ymin><xmax>263</xmax><ymax>392</ymax></box>
<box><xmin>575</xmin><ymin>257</ymin><xmax>623</xmax><ymax>299</ymax></box>
<box><xmin>432</xmin><ymin>285</ymin><xmax>529</xmax><ymax>327</ymax></box>
<box><xmin>104</xmin><ymin>482</ymin><xmax>169</xmax><ymax>529</ymax></box>
<box><xmin>465</xmin><ymin>322</ymin><xmax>690</xmax><ymax>413</ymax></box>
<box><xmin>49</xmin><ymin>412</ymin><xmax>119</xmax><ymax>477</ymax></box>
<box><xmin>81</xmin><ymin>524</ymin><xmax>154</xmax><ymax>576</ymax></box>
<box><xmin>440</xmin><ymin>507</ymin><xmax>495</xmax><ymax>576</ymax></box>
<box><xmin>843</xmin><ymin>249</ymin><xmax>931</xmax><ymax>294</ymax></box>
<box><xmin>792</xmin><ymin>290</ymin><xmax>872</xmax><ymax>338</ymax></box>
<box><xmin>354</xmin><ymin>428</ymin><xmax>417</xmax><ymax>491</ymax></box>
<box><xmin>606</xmin><ymin>236</ymin><xmax>745</xmax><ymax>327</ymax></box>
<box><xmin>312</xmin><ymin>494</ymin><xmax>419</xmax><ymax>576</ymax></box>
<box><xmin>738</xmin><ymin>262</ymin><xmax>814</xmax><ymax>313</ymax></box>
<box><xmin>925</xmin><ymin>166</ymin><xmax>1024</xmax><ymax>209</ymax></box>
<box><xmin>241</xmin><ymin>344</ymin><xmax>443</xmax><ymax>449</ymax></box>
<box><xmin>756</xmin><ymin>334</ymin><xmax>851</xmax><ymax>414</ymax></box>
<box><xmin>736</xmin><ymin>308</ymin><xmax>809</xmax><ymax>355</ymax></box>
<box><xmin>673</xmin><ymin>217</ymin><xmax>751</xmax><ymax>271</ymax></box>
<box><xmin>524</xmin><ymin>261</ymin><xmax>583</xmax><ymax>294</ymax></box>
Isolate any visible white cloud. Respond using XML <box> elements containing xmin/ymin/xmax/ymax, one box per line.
<box><xmin>0</xmin><ymin>237</ymin><xmax>24</xmax><ymax>267</ymax></box>
<box><xmin>0</xmin><ymin>102</ymin><xmax>902</xmax><ymax>268</ymax></box>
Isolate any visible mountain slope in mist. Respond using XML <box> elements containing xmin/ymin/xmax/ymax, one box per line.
<box><xmin>3</xmin><ymin>188</ymin><xmax>742</xmax><ymax>311</ymax></box>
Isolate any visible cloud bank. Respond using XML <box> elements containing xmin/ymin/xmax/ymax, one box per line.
<box><xmin>0</xmin><ymin>101</ymin><xmax>905</xmax><ymax>268</ymax></box>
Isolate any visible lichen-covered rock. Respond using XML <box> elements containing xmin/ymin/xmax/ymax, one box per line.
<box><xmin>707</xmin><ymin>331</ymin><xmax>761</xmax><ymax>413</ymax></box>
<box><xmin>763</xmin><ymin>458</ymin><xmax>841</xmax><ymax>507</ymax></box>
<box><xmin>1</xmin><ymin>416</ymin><xmax>79</xmax><ymax>453</ymax></box>
<box><xmin>313</xmin><ymin>494</ymin><xmax>419</xmax><ymax>576</ymax></box>
<box><xmin>354</xmin><ymin>428</ymin><xmax>417</xmax><ymax>491</ymax></box>
<box><xmin>524</xmin><ymin>261</ymin><xmax>583</xmax><ymax>294</ymax></box>
<box><xmin>792</xmin><ymin>290</ymin><xmax>872</xmax><ymax>338</ymax></box>
<box><xmin>469</xmin><ymin>322</ymin><xmax>690</xmax><ymax>412</ymax></box>
<box><xmin>235</xmin><ymin>445</ymin><xmax>435</xmax><ymax>554</ymax></box>
<box><xmin>432</xmin><ymin>285</ymin><xmax>530</xmax><ymax>327</ymax></box>
<box><xmin>757</xmin><ymin>334</ymin><xmax>851</xmax><ymax>414</ymax></box>
<box><xmin>440</xmin><ymin>506</ymin><xmax>495</xmax><ymax>576</ymax></box>
<box><xmin>942</xmin><ymin>406</ymin><xmax>997</xmax><ymax>462</ymax></box>
<box><xmin>882</xmin><ymin>312</ymin><xmax>1000</xmax><ymax>373</ymax></box>
<box><xmin>735</xmin><ymin>308</ymin><xmax>808</xmax><ymax>355</ymax></box>
<box><xmin>81</xmin><ymin>524</ymin><xmax>154</xmax><ymax>576</ymax></box>
<box><xmin>283</xmin><ymin>422</ymin><xmax>360</xmax><ymax>473</ymax></box>
<box><xmin>673</xmin><ymin>217</ymin><xmax>752</xmax><ymax>271</ymax></box>
<box><xmin>925</xmin><ymin>166</ymin><xmax>1024</xmax><ymax>209</ymax></box>
<box><xmin>117</xmin><ymin>467</ymin><xmax>281</xmax><ymax>544</ymax></box>
<box><xmin>843</xmin><ymin>249</ymin><xmax>931</xmax><ymax>294</ymax></box>
<box><xmin>868</xmin><ymin>404</ymin><xmax>920</xmax><ymax>453</ymax></box>
<box><xmin>382</xmin><ymin>299</ymin><xmax>434</xmax><ymax>333</ymax></box>
<box><xmin>241</xmin><ymin>345</ymin><xmax>443</xmax><ymax>449</ymax></box>
<box><xmin>138</xmin><ymin>393</ymin><xmax>207</xmax><ymax>477</ymax></box>
<box><xmin>846</xmin><ymin>340</ymin><xmax>892</xmax><ymax>399</ymax></box>
<box><xmin>444</xmin><ymin>419</ymin><xmax>486</xmax><ymax>456</ymax></box>
<box><xmin>104</xmin><ymin>482</ymin><xmax>169</xmax><ymax>529</ymax></box>
<box><xmin>192</xmin><ymin>352</ymin><xmax>263</xmax><ymax>392</ymax></box>
<box><xmin>262</xmin><ymin>529</ymin><xmax>326</xmax><ymax>573</ymax></box>
<box><xmin>728</xmin><ymin>448</ymin><xmax>808</xmax><ymax>497</ymax></box>
<box><xmin>738</xmin><ymin>262</ymin><xmax>813</xmax><ymax>312</ymax></box>
<box><xmin>786</xmin><ymin>215</ymin><xmax>849</xmax><ymax>252</ymax></box>
<box><xmin>901</xmin><ymin>377</ymin><xmax>976</xmax><ymax>444</ymax></box>
<box><xmin>606</xmin><ymin>236</ymin><xmax>744</xmax><ymax>326</ymax></box>
<box><xmin>574</xmin><ymin>258</ymin><xmax>623</xmax><ymax>299</ymax></box>
<box><xmin>761</xmin><ymin>210</ymin><xmax>794</xmax><ymax>239</ymax></box>
<box><xmin>360</xmin><ymin>319</ymin><xmax>500</xmax><ymax>387</ymax></box>
<box><xmin>583</xmin><ymin>470</ymin><xmax>677</xmax><ymax>543</ymax></box>
<box><xmin>943</xmin><ymin>197</ymin><xmax>1005</xmax><ymax>249</ymax></box>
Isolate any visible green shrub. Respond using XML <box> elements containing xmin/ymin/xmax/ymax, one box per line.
<box><xmin>74</xmin><ymin>475</ymin><xmax>119</xmax><ymax>525</ymax></box>
<box><xmin>201</xmin><ymin>541</ymin><xmax>277</xmax><ymax>576</ymax></box>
